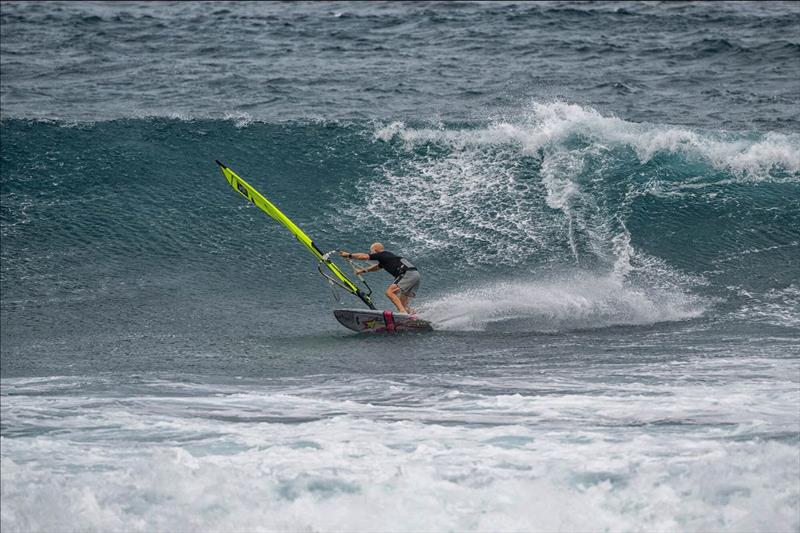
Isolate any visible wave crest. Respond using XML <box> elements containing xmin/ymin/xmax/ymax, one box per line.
<box><xmin>374</xmin><ymin>101</ymin><xmax>800</xmax><ymax>178</ymax></box>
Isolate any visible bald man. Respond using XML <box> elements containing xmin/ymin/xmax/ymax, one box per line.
<box><xmin>339</xmin><ymin>243</ymin><xmax>420</xmax><ymax>314</ymax></box>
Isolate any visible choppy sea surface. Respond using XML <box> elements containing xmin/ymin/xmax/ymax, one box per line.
<box><xmin>1</xmin><ymin>2</ymin><xmax>799</xmax><ymax>532</ymax></box>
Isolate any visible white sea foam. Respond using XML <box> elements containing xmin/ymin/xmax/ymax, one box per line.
<box><xmin>420</xmin><ymin>273</ymin><xmax>705</xmax><ymax>332</ymax></box>
<box><xmin>2</xmin><ymin>366</ymin><xmax>798</xmax><ymax>533</ymax></box>
<box><xmin>731</xmin><ymin>284</ymin><xmax>800</xmax><ymax>329</ymax></box>
<box><xmin>222</xmin><ymin>111</ymin><xmax>255</xmax><ymax>129</ymax></box>
<box><xmin>358</xmin><ymin>145</ymin><xmax>559</xmax><ymax>263</ymax></box>
<box><xmin>372</xmin><ymin>105</ymin><xmax>718</xmax><ymax>272</ymax></box>
<box><xmin>374</xmin><ymin>101</ymin><xmax>800</xmax><ymax>178</ymax></box>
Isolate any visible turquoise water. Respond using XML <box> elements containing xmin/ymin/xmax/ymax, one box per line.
<box><xmin>1</xmin><ymin>2</ymin><xmax>799</xmax><ymax>532</ymax></box>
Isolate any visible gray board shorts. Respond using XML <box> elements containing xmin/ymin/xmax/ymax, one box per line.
<box><xmin>396</xmin><ymin>270</ymin><xmax>421</xmax><ymax>297</ymax></box>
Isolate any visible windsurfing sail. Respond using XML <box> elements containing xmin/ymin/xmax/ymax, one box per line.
<box><xmin>216</xmin><ymin>160</ymin><xmax>375</xmax><ymax>309</ymax></box>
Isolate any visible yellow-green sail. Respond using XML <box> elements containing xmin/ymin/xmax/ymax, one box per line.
<box><xmin>216</xmin><ymin>160</ymin><xmax>374</xmax><ymax>309</ymax></box>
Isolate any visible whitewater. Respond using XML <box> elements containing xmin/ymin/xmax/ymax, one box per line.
<box><xmin>2</xmin><ymin>2</ymin><xmax>799</xmax><ymax>532</ymax></box>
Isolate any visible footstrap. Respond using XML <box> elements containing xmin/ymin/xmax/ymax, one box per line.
<box><xmin>383</xmin><ymin>310</ymin><xmax>396</xmax><ymax>333</ymax></box>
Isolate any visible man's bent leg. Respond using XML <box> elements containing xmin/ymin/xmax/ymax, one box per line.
<box><xmin>396</xmin><ymin>271</ymin><xmax>420</xmax><ymax>315</ymax></box>
<box><xmin>385</xmin><ymin>284</ymin><xmax>408</xmax><ymax>314</ymax></box>
<box><xmin>399</xmin><ymin>293</ymin><xmax>416</xmax><ymax>314</ymax></box>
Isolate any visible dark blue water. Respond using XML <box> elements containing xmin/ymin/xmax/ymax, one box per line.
<box><xmin>2</xmin><ymin>1</ymin><xmax>799</xmax><ymax>131</ymax></box>
<box><xmin>1</xmin><ymin>2</ymin><xmax>798</xmax><ymax>532</ymax></box>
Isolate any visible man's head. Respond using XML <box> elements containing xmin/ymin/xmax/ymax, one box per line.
<box><xmin>369</xmin><ymin>242</ymin><xmax>384</xmax><ymax>254</ymax></box>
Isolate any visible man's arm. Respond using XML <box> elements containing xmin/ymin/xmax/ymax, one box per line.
<box><xmin>339</xmin><ymin>251</ymin><xmax>371</xmax><ymax>261</ymax></box>
<box><xmin>339</xmin><ymin>251</ymin><xmax>381</xmax><ymax>275</ymax></box>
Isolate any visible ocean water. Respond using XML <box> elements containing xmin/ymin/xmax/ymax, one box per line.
<box><xmin>1</xmin><ymin>2</ymin><xmax>799</xmax><ymax>532</ymax></box>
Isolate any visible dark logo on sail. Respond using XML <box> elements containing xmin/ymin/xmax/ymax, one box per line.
<box><xmin>235</xmin><ymin>181</ymin><xmax>249</xmax><ymax>200</ymax></box>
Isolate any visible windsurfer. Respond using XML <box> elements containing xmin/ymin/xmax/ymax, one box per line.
<box><xmin>339</xmin><ymin>243</ymin><xmax>420</xmax><ymax>314</ymax></box>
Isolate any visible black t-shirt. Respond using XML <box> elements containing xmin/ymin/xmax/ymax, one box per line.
<box><xmin>369</xmin><ymin>251</ymin><xmax>406</xmax><ymax>277</ymax></box>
